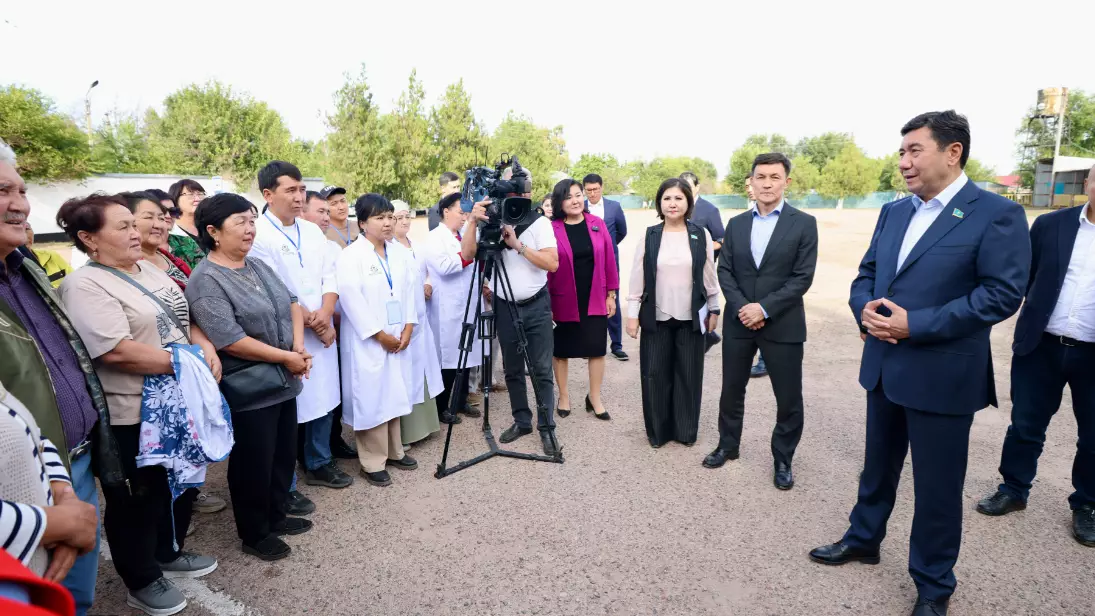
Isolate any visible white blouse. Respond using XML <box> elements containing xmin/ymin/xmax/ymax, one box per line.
<box><xmin>627</xmin><ymin>227</ymin><xmax>720</xmax><ymax>321</ymax></box>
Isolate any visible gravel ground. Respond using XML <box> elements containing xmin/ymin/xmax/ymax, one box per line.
<box><xmin>89</xmin><ymin>209</ymin><xmax>1094</xmax><ymax>616</ymax></box>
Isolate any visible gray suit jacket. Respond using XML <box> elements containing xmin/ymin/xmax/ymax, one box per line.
<box><xmin>718</xmin><ymin>204</ymin><xmax>818</xmax><ymax>343</ymax></box>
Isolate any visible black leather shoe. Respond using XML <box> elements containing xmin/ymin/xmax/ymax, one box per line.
<box><xmin>540</xmin><ymin>430</ymin><xmax>561</xmax><ymax>457</ymax></box>
<box><xmin>272</xmin><ymin>517</ymin><xmax>313</xmax><ymax>536</ymax></box>
<box><xmin>499</xmin><ymin>423</ymin><xmax>533</xmax><ymax>444</ymax></box>
<box><xmin>330</xmin><ymin>440</ymin><xmax>357</xmax><ymax>460</ymax></box>
<box><xmin>360</xmin><ymin>468</ymin><xmax>392</xmax><ymax>487</ymax></box>
<box><xmin>385</xmin><ymin>454</ymin><xmax>418</xmax><ymax>471</ymax></box>
<box><xmin>557</xmin><ymin>406</ymin><xmax>571</xmax><ymax>418</ymax></box>
<box><xmin>242</xmin><ymin>536</ymin><xmax>291</xmax><ymax>561</ymax></box>
<box><xmin>774</xmin><ymin>461</ymin><xmax>794</xmax><ymax>490</ymax></box>
<box><xmin>286</xmin><ymin>490</ymin><xmax>315</xmax><ymax>516</ymax></box>
<box><xmin>911</xmin><ymin>596</ymin><xmax>949</xmax><ymax>616</ymax></box>
<box><xmin>1074</xmin><ymin>505</ymin><xmax>1095</xmax><ymax>547</ymax></box>
<box><xmin>611</xmin><ymin>349</ymin><xmax>629</xmax><ymax>361</ymax></box>
<box><xmin>976</xmin><ymin>490</ymin><xmax>1026</xmax><ymax>516</ymax></box>
<box><xmin>808</xmin><ymin>542</ymin><xmax>880</xmax><ymax>566</ymax></box>
<box><xmin>439</xmin><ymin>412</ymin><xmax>462</xmax><ymax>425</ymax></box>
<box><xmin>702</xmin><ymin>448</ymin><xmax>739</xmax><ymax>469</ymax></box>
<box><xmin>459</xmin><ymin>405</ymin><xmax>481</xmax><ymax>418</ymax></box>
<box><xmin>585</xmin><ymin>395</ymin><xmax>610</xmax><ymax>420</ymax></box>
<box><xmin>304</xmin><ymin>463</ymin><xmax>354</xmax><ymax>489</ymax></box>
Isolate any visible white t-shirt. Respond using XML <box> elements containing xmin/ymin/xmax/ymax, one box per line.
<box><xmin>588</xmin><ymin>199</ymin><xmax>605</xmax><ymax>220</ymax></box>
<box><xmin>495</xmin><ymin>216</ymin><xmax>557</xmax><ymax>302</ymax></box>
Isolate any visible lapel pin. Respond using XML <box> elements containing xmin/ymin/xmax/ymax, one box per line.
<box><xmin>952</xmin><ymin>208</ymin><xmax>964</xmax><ymax>219</ymax></box>
<box><xmin>690</xmin><ymin>234</ymin><xmax>698</xmax><ymax>239</ymax></box>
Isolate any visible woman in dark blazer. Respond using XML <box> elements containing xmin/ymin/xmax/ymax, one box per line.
<box><xmin>626</xmin><ymin>178</ymin><xmax>720</xmax><ymax>448</ymax></box>
<box><xmin>546</xmin><ymin>179</ymin><xmax>619</xmax><ymax>419</ymax></box>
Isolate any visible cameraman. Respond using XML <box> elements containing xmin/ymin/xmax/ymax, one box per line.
<box><xmin>461</xmin><ymin>170</ymin><xmax>561</xmax><ymax>456</ymax></box>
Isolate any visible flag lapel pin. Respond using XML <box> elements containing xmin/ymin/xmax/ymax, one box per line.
<box><xmin>952</xmin><ymin>208</ymin><xmax>964</xmax><ymax>219</ymax></box>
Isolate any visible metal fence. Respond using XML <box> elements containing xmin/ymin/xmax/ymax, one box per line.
<box><xmin>608</xmin><ymin>191</ymin><xmax>904</xmax><ymax>210</ymax></box>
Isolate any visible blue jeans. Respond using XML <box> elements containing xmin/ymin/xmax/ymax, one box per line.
<box><xmin>62</xmin><ymin>452</ymin><xmax>100</xmax><ymax>616</ymax></box>
<box><xmin>302</xmin><ymin>413</ymin><xmax>334</xmax><ymax>472</ymax></box>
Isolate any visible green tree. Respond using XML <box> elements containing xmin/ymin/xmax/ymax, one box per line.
<box><xmin>817</xmin><ymin>143</ymin><xmax>881</xmax><ymax>199</ymax></box>
<box><xmin>786</xmin><ymin>155</ymin><xmax>821</xmax><ymax>198</ymax></box>
<box><xmin>286</xmin><ymin>138</ymin><xmax>327</xmax><ymax>178</ymax></box>
<box><xmin>386</xmin><ymin>70</ymin><xmax>439</xmax><ymax>207</ymax></box>
<box><xmin>963</xmin><ymin>157</ymin><xmax>997</xmax><ymax>183</ymax></box>
<box><xmin>490</xmin><ymin>112</ymin><xmax>569</xmax><ymax>198</ymax></box>
<box><xmin>726</xmin><ymin>134</ymin><xmax>794</xmax><ymax>194</ymax></box>
<box><xmin>90</xmin><ymin>110</ymin><xmax>160</xmax><ymax>174</ymax></box>
<box><xmin>1015</xmin><ymin>89</ymin><xmax>1095</xmax><ymax>188</ymax></box>
<box><xmin>795</xmin><ymin>132</ymin><xmax>854</xmax><ymax>169</ymax></box>
<box><xmin>145</xmin><ymin>81</ymin><xmax>295</xmax><ymax>184</ymax></box>
<box><xmin>630</xmin><ymin>156</ymin><xmax>717</xmax><ymax>202</ymax></box>
<box><xmin>0</xmin><ymin>85</ymin><xmax>90</xmax><ymax>181</ymax></box>
<box><xmin>429</xmin><ymin>80</ymin><xmax>490</xmax><ymax>178</ymax></box>
<box><xmin>325</xmin><ymin>65</ymin><xmax>396</xmax><ymax>198</ymax></box>
<box><xmin>876</xmin><ymin>153</ymin><xmax>906</xmax><ymax>192</ymax></box>
<box><xmin>569</xmin><ymin>152</ymin><xmax>628</xmax><ymax>193</ymax></box>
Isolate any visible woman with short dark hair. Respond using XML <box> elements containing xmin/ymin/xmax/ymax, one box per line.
<box><xmin>546</xmin><ymin>179</ymin><xmax>619</xmax><ymax>420</ymax></box>
<box><xmin>118</xmin><ymin>191</ymin><xmax>193</xmax><ymax>290</ymax></box>
<box><xmin>625</xmin><ymin>178</ymin><xmax>720</xmax><ymax>448</ymax></box>
<box><xmin>165</xmin><ymin>180</ymin><xmax>207</xmax><ymax>269</ymax></box>
<box><xmin>185</xmin><ymin>193</ymin><xmax>313</xmax><ymax>561</ymax></box>
<box><xmin>56</xmin><ymin>192</ymin><xmax>219</xmax><ymax>615</ymax></box>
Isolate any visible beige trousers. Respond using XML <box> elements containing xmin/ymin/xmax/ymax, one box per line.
<box><xmin>354</xmin><ymin>419</ymin><xmax>405</xmax><ymax>473</ymax></box>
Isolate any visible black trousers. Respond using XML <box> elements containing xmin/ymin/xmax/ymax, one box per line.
<box><xmin>101</xmin><ymin>425</ymin><xmax>196</xmax><ymax>591</ymax></box>
<box><xmin>227</xmin><ymin>399</ymin><xmax>297</xmax><ymax>546</ymax></box>
<box><xmin>717</xmin><ymin>336</ymin><xmax>804</xmax><ymax>463</ymax></box>
<box><xmin>639</xmin><ymin>319</ymin><xmax>705</xmax><ymax>446</ymax></box>
<box><xmin>495</xmin><ymin>290</ymin><xmax>556</xmax><ymax>430</ymax></box>
<box><xmin>437</xmin><ymin>368</ymin><xmax>470</xmax><ymax>421</ymax></box>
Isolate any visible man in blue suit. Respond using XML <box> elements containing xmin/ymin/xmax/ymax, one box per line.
<box><xmin>809</xmin><ymin>111</ymin><xmax>1031</xmax><ymax>616</ymax></box>
<box><xmin>975</xmin><ymin>163</ymin><xmax>1095</xmax><ymax>548</ymax></box>
<box><xmin>583</xmin><ymin>174</ymin><xmax>629</xmax><ymax>360</ymax></box>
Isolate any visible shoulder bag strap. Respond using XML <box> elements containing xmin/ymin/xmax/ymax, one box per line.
<box><xmin>248</xmin><ymin>262</ymin><xmax>286</xmax><ymax>349</ymax></box>
<box><xmin>88</xmin><ymin>262</ymin><xmax>189</xmax><ymax>340</ymax></box>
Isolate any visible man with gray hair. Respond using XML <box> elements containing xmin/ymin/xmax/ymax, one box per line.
<box><xmin>0</xmin><ymin>137</ymin><xmax>126</xmax><ymax>615</ymax></box>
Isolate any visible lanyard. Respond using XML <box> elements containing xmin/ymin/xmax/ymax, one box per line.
<box><xmin>264</xmin><ymin>213</ymin><xmax>303</xmax><ymax>267</ymax></box>
<box><xmin>376</xmin><ymin>249</ymin><xmax>393</xmax><ymax>294</ymax></box>
<box><xmin>334</xmin><ymin>219</ymin><xmax>351</xmax><ymax>245</ymax></box>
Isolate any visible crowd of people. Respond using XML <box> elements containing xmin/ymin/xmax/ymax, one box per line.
<box><xmin>1</xmin><ymin>107</ymin><xmax>1093</xmax><ymax>616</ymax></box>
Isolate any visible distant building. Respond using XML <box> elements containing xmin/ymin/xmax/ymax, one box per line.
<box><xmin>1033</xmin><ymin>156</ymin><xmax>1095</xmax><ymax>208</ymax></box>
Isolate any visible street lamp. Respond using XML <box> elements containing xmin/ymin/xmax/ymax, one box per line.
<box><xmin>84</xmin><ymin>80</ymin><xmax>99</xmax><ymax>147</ymax></box>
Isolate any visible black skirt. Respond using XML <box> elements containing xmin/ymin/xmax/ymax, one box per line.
<box><xmin>554</xmin><ymin>222</ymin><xmax>607</xmax><ymax>358</ymax></box>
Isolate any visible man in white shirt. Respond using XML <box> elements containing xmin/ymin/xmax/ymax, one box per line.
<box><xmin>463</xmin><ymin>169</ymin><xmax>562</xmax><ymax>456</ymax></box>
<box><xmin>251</xmin><ymin>162</ymin><xmax>353</xmax><ymax>504</ymax></box>
<box><xmin>976</xmin><ymin>163</ymin><xmax>1095</xmax><ymax>548</ymax></box>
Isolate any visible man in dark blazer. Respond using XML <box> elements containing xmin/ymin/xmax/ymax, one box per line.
<box><xmin>428</xmin><ymin>171</ymin><xmax>461</xmax><ymax>231</ymax></box>
<box><xmin>976</xmin><ymin>163</ymin><xmax>1095</xmax><ymax>548</ymax></box>
<box><xmin>680</xmin><ymin>172</ymin><xmax>725</xmax><ymax>258</ymax></box>
<box><xmin>703</xmin><ymin>152</ymin><xmax>818</xmax><ymax>492</ymax></box>
<box><xmin>583</xmin><ymin>174</ymin><xmax>629</xmax><ymax>360</ymax></box>
<box><xmin>809</xmin><ymin>111</ymin><xmax>1031</xmax><ymax>616</ymax></box>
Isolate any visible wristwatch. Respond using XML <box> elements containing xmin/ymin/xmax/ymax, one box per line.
<box><xmin>518</xmin><ymin>243</ymin><xmax>528</xmax><ymax>256</ymax></box>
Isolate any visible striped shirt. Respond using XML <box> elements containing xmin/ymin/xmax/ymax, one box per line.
<box><xmin>1</xmin><ymin>386</ymin><xmax>71</xmax><ymax>570</ymax></box>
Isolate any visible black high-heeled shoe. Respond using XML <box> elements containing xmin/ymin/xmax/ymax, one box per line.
<box><xmin>585</xmin><ymin>394</ymin><xmax>611</xmax><ymax>421</ymax></box>
<box><xmin>557</xmin><ymin>405</ymin><xmax>571</xmax><ymax>418</ymax></box>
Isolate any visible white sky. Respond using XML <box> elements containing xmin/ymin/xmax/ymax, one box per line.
<box><xmin>4</xmin><ymin>0</ymin><xmax>1094</xmax><ymax>179</ymax></box>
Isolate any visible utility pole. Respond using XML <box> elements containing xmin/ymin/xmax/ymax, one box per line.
<box><xmin>1047</xmin><ymin>87</ymin><xmax>1068</xmax><ymax>208</ymax></box>
<box><xmin>84</xmin><ymin>80</ymin><xmax>99</xmax><ymax>146</ymax></box>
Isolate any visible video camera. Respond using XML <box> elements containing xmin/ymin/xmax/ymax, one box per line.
<box><xmin>460</xmin><ymin>154</ymin><xmax>540</xmax><ymax>248</ymax></box>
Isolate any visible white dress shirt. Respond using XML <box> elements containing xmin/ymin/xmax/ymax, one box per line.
<box><xmin>587</xmin><ymin>199</ymin><xmax>605</xmax><ymax>220</ymax></box>
<box><xmin>1045</xmin><ymin>203</ymin><xmax>1095</xmax><ymax>342</ymax></box>
<box><xmin>750</xmin><ymin>200</ymin><xmax>784</xmax><ymax>268</ymax></box>
<box><xmin>897</xmin><ymin>173</ymin><xmax>969</xmax><ymax>271</ymax></box>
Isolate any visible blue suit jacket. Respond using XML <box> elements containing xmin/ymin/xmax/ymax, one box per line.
<box><xmin>850</xmin><ymin>181</ymin><xmax>1031</xmax><ymax>415</ymax></box>
<box><xmin>1012</xmin><ymin>205</ymin><xmax>1085</xmax><ymax>356</ymax></box>
<box><xmin>588</xmin><ymin>199</ymin><xmax>627</xmax><ymax>259</ymax></box>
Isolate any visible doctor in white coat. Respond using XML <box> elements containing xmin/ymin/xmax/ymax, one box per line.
<box><xmin>251</xmin><ymin>161</ymin><xmax>354</xmax><ymax>493</ymax></box>
<box><xmin>423</xmin><ymin>192</ymin><xmax>484</xmax><ymax>424</ymax></box>
<box><xmin>391</xmin><ymin>202</ymin><xmax>443</xmax><ymax>446</ymax></box>
<box><xmin>337</xmin><ymin>194</ymin><xmax>419</xmax><ymax>487</ymax></box>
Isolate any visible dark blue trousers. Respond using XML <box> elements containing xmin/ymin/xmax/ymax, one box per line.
<box><xmin>998</xmin><ymin>335</ymin><xmax>1095</xmax><ymax>510</ymax></box>
<box><xmin>842</xmin><ymin>385</ymin><xmax>973</xmax><ymax>601</ymax></box>
<box><xmin>607</xmin><ymin>252</ymin><xmax>623</xmax><ymax>352</ymax></box>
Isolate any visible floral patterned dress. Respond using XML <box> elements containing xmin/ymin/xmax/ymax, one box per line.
<box><xmin>167</xmin><ymin>232</ymin><xmax>206</xmax><ymax>271</ymax></box>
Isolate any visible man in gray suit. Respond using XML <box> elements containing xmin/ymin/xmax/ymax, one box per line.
<box><xmin>703</xmin><ymin>153</ymin><xmax>818</xmax><ymax>491</ymax></box>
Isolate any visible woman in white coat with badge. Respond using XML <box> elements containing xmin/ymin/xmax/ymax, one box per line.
<box><xmin>423</xmin><ymin>192</ymin><xmax>482</xmax><ymax>424</ymax></box>
<box><xmin>336</xmin><ymin>194</ymin><xmax>418</xmax><ymax>487</ymax></box>
<box><xmin>390</xmin><ymin>201</ymin><xmax>442</xmax><ymax>446</ymax></box>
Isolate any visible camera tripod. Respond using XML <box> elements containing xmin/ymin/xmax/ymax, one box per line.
<box><xmin>435</xmin><ymin>237</ymin><xmax>564</xmax><ymax>479</ymax></box>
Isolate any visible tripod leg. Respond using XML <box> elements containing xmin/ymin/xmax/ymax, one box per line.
<box><xmin>438</xmin><ymin>260</ymin><xmax>486</xmax><ymax>476</ymax></box>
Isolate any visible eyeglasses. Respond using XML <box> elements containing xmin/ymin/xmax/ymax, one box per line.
<box><xmin>181</xmin><ymin>191</ymin><xmax>206</xmax><ymax>200</ymax></box>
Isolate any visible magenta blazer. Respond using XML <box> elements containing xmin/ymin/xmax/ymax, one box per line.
<box><xmin>547</xmin><ymin>213</ymin><xmax>620</xmax><ymax>323</ymax></box>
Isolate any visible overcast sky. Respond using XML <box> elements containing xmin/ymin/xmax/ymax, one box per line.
<box><xmin>5</xmin><ymin>0</ymin><xmax>1094</xmax><ymax>179</ymax></box>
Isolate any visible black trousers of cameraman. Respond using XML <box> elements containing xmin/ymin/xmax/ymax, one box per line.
<box><xmin>495</xmin><ymin>286</ymin><xmax>556</xmax><ymax>431</ymax></box>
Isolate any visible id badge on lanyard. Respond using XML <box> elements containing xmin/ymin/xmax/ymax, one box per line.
<box><xmin>377</xmin><ymin>251</ymin><xmax>401</xmax><ymax>325</ymax></box>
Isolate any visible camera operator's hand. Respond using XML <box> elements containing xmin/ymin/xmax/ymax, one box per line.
<box><xmin>469</xmin><ymin>200</ymin><xmax>491</xmax><ymax>223</ymax></box>
<box><xmin>501</xmin><ymin>225</ymin><xmax>522</xmax><ymax>251</ymax></box>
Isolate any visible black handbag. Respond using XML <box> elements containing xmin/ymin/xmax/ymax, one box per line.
<box><xmin>216</xmin><ymin>264</ymin><xmax>295</xmax><ymax>409</ymax></box>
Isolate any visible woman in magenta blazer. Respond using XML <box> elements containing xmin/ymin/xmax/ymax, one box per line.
<box><xmin>547</xmin><ymin>178</ymin><xmax>619</xmax><ymax>420</ymax></box>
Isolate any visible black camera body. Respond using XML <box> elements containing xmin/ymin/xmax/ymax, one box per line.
<box><xmin>461</xmin><ymin>154</ymin><xmax>540</xmax><ymax>249</ymax></box>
